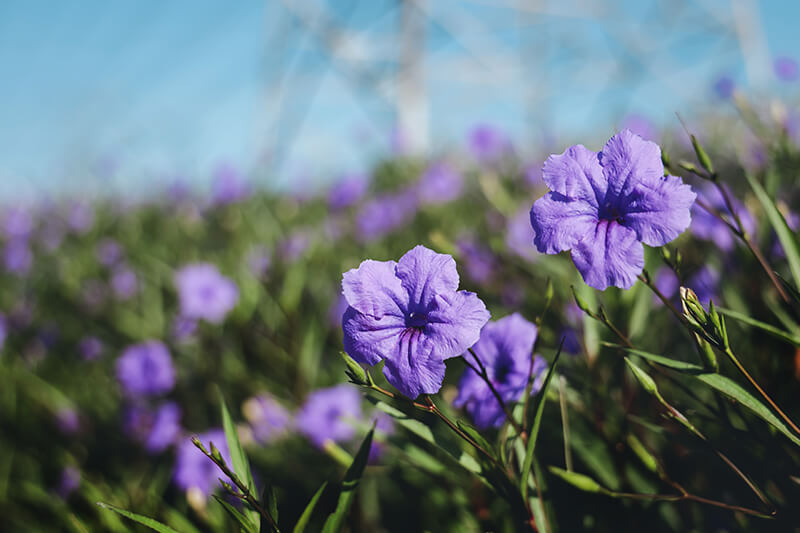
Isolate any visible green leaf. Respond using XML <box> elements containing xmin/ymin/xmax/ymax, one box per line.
<box><xmin>220</xmin><ymin>394</ymin><xmax>262</xmax><ymax>532</ymax></box>
<box><xmin>292</xmin><ymin>482</ymin><xmax>328</xmax><ymax>533</ymax></box>
<box><xmin>716</xmin><ymin>306</ymin><xmax>800</xmax><ymax>346</ymax></box>
<box><xmin>746</xmin><ymin>173</ymin><xmax>800</xmax><ymax>289</ymax></box>
<box><xmin>214</xmin><ymin>495</ymin><xmax>259</xmax><ymax>533</ymax></box>
<box><xmin>96</xmin><ymin>503</ymin><xmax>180</xmax><ymax>533</ymax></box>
<box><xmin>604</xmin><ymin>344</ymin><xmax>703</xmax><ymax>372</ymax></box>
<box><xmin>321</xmin><ymin>427</ymin><xmax>374</xmax><ymax>533</ymax></box>
<box><xmin>520</xmin><ymin>339</ymin><xmax>563</xmax><ymax>501</ymax></box>
<box><xmin>456</xmin><ymin>421</ymin><xmax>497</xmax><ymax>462</ymax></box>
<box><xmin>547</xmin><ymin>467</ymin><xmax>606</xmax><ymax>494</ymax></box>
<box><xmin>695</xmin><ymin>373</ymin><xmax>800</xmax><ymax>447</ymax></box>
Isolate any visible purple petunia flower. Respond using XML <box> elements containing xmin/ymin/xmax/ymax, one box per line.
<box><xmin>4</xmin><ymin>238</ymin><xmax>32</xmax><ymax>275</ymax></box>
<box><xmin>97</xmin><ymin>239</ymin><xmax>123</xmax><ymax>266</ymax></box>
<box><xmin>356</xmin><ymin>190</ymin><xmax>418</xmax><ymax>242</ymax></box>
<box><xmin>175</xmin><ymin>263</ymin><xmax>239</xmax><ymax>324</ymax></box>
<box><xmin>243</xmin><ymin>394</ymin><xmax>291</xmax><ymax>444</ymax></box>
<box><xmin>328</xmin><ymin>173</ymin><xmax>368</xmax><ymax>209</ymax></box>
<box><xmin>530</xmin><ymin>129</ymin><xmax>696</xmax><ymax>290</ymax></box>
<box><xmin>111</xmin><ymin>266</ymin><xmax>139</xmax><ymax>300</ymax></box>
<box><xmin>342</xmin><ymin>245</ymin><xmax>491</xmax><ymax>398</ymax></box>
<box><xmin>79</xmin><ymin>336</ymin><xmax>103</xmax><ymax>360</ymax></box>
<box><xmin>116</xmin><ymin>340</ymin><xmax>175</xmax><ymax>397</ymax></box>
<box><xmin>775</xmin><ymin>56</ymin><xmax>799</xmax><ymax>82</ymax></box>
<box><xmin>125</xmin><ymin>402</ymin><xmax>182</xmax><ymax>453</ymax></box>
<box><xmin>174</xmin><ymin>429</ymin><xmax>232</xmax><ymax>497</ymax></box>
<box><xmin>691</xmin><ymin>184</ymin><xmax>755</xmax><ymax>252</ymax></box>
<box><xmin>453</xmin><ymin>313</ymin><xmax>546</xmax><ymax>429</ymax></box>
<box><xmin>57</xmin><ymin>466</ymin><xmax>81</xmax><ymax>499</ymax></box>
<box><xmin>416</xmin><ymin>163</ymin><xmax>463</xmax><ymax>205</ymax></box>
<box><xmin>296</xmin><ymin>384</ymin><xmax>362</xmax><ymax>448</ymax></box>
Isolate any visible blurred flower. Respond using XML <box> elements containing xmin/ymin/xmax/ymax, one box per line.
<box><xmin>3</xmin><ymin>207</ymin><xmax>33</xmax><ymax>239</ymax></box>
<box><xmin>125</xmin><ymin>402</ymin><xmax>182</xmax><ymax>453</ymax></box>
<box><xmin>713</xmin><ymin>75</ymin><xmax>735</xmax><ymax>100</ymax></box>
<box><xmin>328</xmin><ymin>173</ymin><xmax>368</xmax><ymax>209</ymax></box>
<box><xmin>280</xmin><ymin>231</ymin><xmax>310</xmax><ymax>263</ymax></box>
<box><xmin>296</xmin><ymin>384</ymin><xmax>362</xmax><ymax>448</ymax></box>
<box><xmin>56</xmin><ymin>407</ymin><xmax>80</xmax><ymax>434</ymax></box>
<box><xmin>96</xmin><ymin>239</ymin><xmax>123</xmax><ymax>267</ymax></box>
<box><xmin>81</xmin><ymin>279</ymin><xmax>107</xmax><ymax>310</ymax></box>
<box><xmin>691</xmin><ymin>184</ymin><xmax>755</xmax><ymax>252</ymax></box>
<box><xmin>4</xmin><ymin>239</ymin><xmax>32</xmax><ymax>275</ymax></box>
<box><xmin>172</xmin><ymin>316</ymin><xmax>198</xmax><ymax>343</ymax></box>
<box><xmin>356</xmin><ymin>190</ymin><xmax>418</xmax><ymax>242</ymax></box>
<box><xmin>524</xmin><ymin>163</ymin><xmax>542</xmax><ymax>187</ymax></box>
<box><xmin>774</xmin><ymin>56</ymin><xmax>799</xmax><ymax>82</ymax></box>
<box><xmin>243</xmin><ymin>394</ymin><xmax>291</xmax><ymax>444</ymax></box>
<box><xmin>40</xmin><ymin>220</ymin><xmax>66</xmax><ymax>252</ymax></box>
<box><xmin>772</xmin><ymin>210</ymin><xmax>800</xmax><ymax>258</ymax></box>
<box><xmin>342</xmin><ymin>245</ymin><xmax>490</xmax><ymax>398</ymax></box>
<box><xmin>621</xmin><ymin>114</ymin><xmax>656</xmax><ymax>140</ymax></box>
<box><xmin>456</xmin><ymin>236</ymin><xmax>497</xmax><ymax>284</ymax></box>
<box><xmin>454</xmin><ymin>313</ymin><xmax>546</xmax><ymax>429</ymax></box>
<box><xmin>175</xmin><ymin>263</ymin><xmax>239</xmax><ymax>324</ymax></box>
<box><xmin>57</xmin><ymin>466</ymin><xmax>81</xmax><ymax>499</ymax></box>
<box><xmin>506</xmin><ymin>207</ymin><xmax>537</xmax><ymax>261</ymax></box>
<box><xmin>468</xmin><ymin>124</ymin><xmax>511</xmax><ymax>163</ymax></box>
<box><xmin>116</xmin><ymin>340</ymin><xmax>175</xmax><ymax>397</ymax></box>
<box><xmin>653</xmin><ymin>267</ymin><xmax>680</xmax><ymax>304</ymax></box>
<box><xmin>328</xmin><ymin>294</ymin><xmax>349</xmax><ymax>329</ymax></box>
<box><xmin>560</xmin><ymin>328</ymin><xmax>582</xmax><ymax>355</ymax></box>
<box><xmin>68</xmin><ymin>202</ymin><xmax>95</xmax><ymax>234</ymax></box>
<box><xmin>0</xmin><ymin>314</ymin><xmax>6</xmax><ymax>351</ymax></box>
<box><xmin>79</xmin><ymin>336</ymin><xmax>103</xmax><ymax>360</ymax></box>
<box><xmin>367</xmin><ymin>411</ymin><xmax>395</xmax><ymax>463</ymax></box>
<box><xmin>211</xmin><ymin>163</ymin><xmax>250</xmax><ymax>205</ymax></box>
<box><xmin>174</xmin><ymin>429</ymin><xmax>232</xmax><ymax>497</ymax></box>
<box><xmin>687</xmin><ymin>265</ymin><xmax>720</xmax><ymax>305</ymax></box>
<box><xmin>111</xmin><ymin>266</ymin><xmax>138</xmax><ymax>300</ymax></box>
<box><xmin>247</xmin><ymin>246</ymin><xmax>271</xmax><ymax>278</ymax></box>
<box><xmin>416</xmin><ymin>163</ymin><xmax>463</xmax><ymax>205</ymax></box>
<box><xmin>531</xmin><ymin>130</ymin><xmax>696</xmax><ymax>290</ymax></box>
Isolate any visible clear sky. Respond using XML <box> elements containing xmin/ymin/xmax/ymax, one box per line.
<box><xmin>0</xmin><ymin>0</ymin><xmax>797</xmax><ymax>200</ymax></box>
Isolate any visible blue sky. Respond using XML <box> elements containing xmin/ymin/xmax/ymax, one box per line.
<box><xmin>0</xmin><ymin>0</ymin><xmax>797</xmax><ymax>200</ymax></box>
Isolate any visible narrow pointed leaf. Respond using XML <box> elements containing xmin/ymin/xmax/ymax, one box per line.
<box><xmin>292</xmin><ymin>482</ymin><xmax>328</xmax><ymax>533</ymax></box>
<box><xmin>214</xmin><ymin>495</ymin><xmax>259</xmax><ymax>533</ymax></box>
<box><xmin>603</xmin><ymin>344</ymin><xmax>703</xmax><ymax>372</ymax></box>
<box><xmin>716</xmin><ymin>307</ymin><xmax>800</xmax><ymax>346</ymax></box>
<box><xmin>547</xmin><ymin>467</ymin><xmax>606</xmax><ymax>494</ymax></box>
<box><xmin>220</xmin><ymin>394</ymin><xmax>262</xmax><ymax>532</ymax></box>
<box><xmin>321</xmin><ymin>427</ymin><xmax>374</xmax><ymax>533</ymax></box>
<box><xmin>96</xmin><ymin>503</ymin><xmax>180</xmax><ymax>533</ymax></box>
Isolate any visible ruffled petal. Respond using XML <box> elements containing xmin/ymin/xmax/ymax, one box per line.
<box><xmin>530</xmin><ymin>192</ymin><xmax>598</xmax><ymax>254</ymax></box>
<box><xmin>571</xmin><ymin>221</ymin><xmax>644</xmax><ymax>290</ymax></box>
<box><xmin>541</xmin><ymin>144</ymin><xmax>606</xmax><ymax>206</ymax></box>
<box><xmin>425</xmin><ymin>291</ymin><xmax>491</xmax><ymax>359</ymax></box>
<box><xmin>396</xmin><ymin>245</ymin><xmax>459</xmax><ymax>308</ymax></box>
<box><xmin>342</xmin><ymin>259</ymin><xmax>406</xmax><ymax>318</ymax></box>
<box><xmin>600</xmin><ymin>129</ymin><xmax>664</xmax><ymax>199</ymax></box>
<box><xmin>381</xmin><ymin>328</ymin><xmax>447</xmax><ymax>399</ymax></box>
<box><xmin>342</xmin><ymin>306</ymin><xmax>406</xmax><ymax>366</ymax></box>
<box><xmin>620</xmin><ymin>174</ymin><xmax>696</xmax><ymax>246</ymax></box>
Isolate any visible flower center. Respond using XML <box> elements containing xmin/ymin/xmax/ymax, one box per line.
<box><xmin>407</xmin><ymin>312</ymin><xmax>428</xmax><ymax>328</ymax></box>
<box><xmin>598</xmin><ymin>202</ymin><xmax>624</xmax><ymax>223</ymax></box>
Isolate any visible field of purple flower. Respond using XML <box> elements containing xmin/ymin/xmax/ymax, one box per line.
<box><xmin>2</xmin><ymin>102</ymin><xmax>800</xmax><ymax>532</ymax></box>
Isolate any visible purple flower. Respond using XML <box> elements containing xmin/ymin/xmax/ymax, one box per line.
<box><xmin>57</xmin><ymin>466</ymin><xmax>81</xmax><ymax>499</ymax></box>
<box><xmin>530</xmin><ymin>130</ymin><xmax>696</xmax><ymax>290</ymax></box>
<box><xmin>328</xmin><ymin>173</ymin><xmax>368</xmax><ymax>209</ymax></box>
<box><xmin>713</xmin><ymin>75</ymin><xmax>735</xmax><ymax>100</ymax></box>
<box><xmin>687</xmin><ymin>265</ymin><xmax>720</xmax><ymax>305</ymax></box>
<box><xmin>40</xmin><ymin>220</ymin><xmax>66</xmax><ymax>252</ymax></box>
<box><xmin>653</xmin><ymin>267</ymin><xmax>680</xmax><ymax>304</ymax></box>
<box><xmin>56</xmin><ymin>407</ymin><xmax>80</xmax><ymax>434</ymax></box>
<box><xmin>116</xmin><ymin>340</ymin><xmax>175</xmax><ymax>397</ymax></box>
<box><xmin>172</xmin><ymin>316</ymin><xmax>198</xmax><ymax>342</ymax></box>
<box><xmin>175</xmin><ymin>263</ymin><xmax>239</xmax><ymax>324</ymax></box>
<box><xmin>125</xmin><ymin>402</ymin><xmax>182</xmax><ymax>453</ymax></box>
<box><xmin>454</xmin><ymin>313</ymin><xmax>546</xmax><ymax>429</ymax></box>
<box><xmin>356</xmin><ymin>190</ymin><xmax>418</xmax><ymax>242</ymax></box>
<box><xmin>79</xmin><ymin>336</ymin><xmax>103</xmax><ymax>360</ymax></box>
<box><xmin>506</xmin><ymin>207</ymin><xmax>538</xmax><ymax>261</ymax></box>
<box><xmin>174</xmin><ymin>429</ymin><xmax>232</xmax><ymax>496</ymax></box>
<box><xmin>243</xmin><ymin>394</ymin><xmax>291</xmax><ymax>444</ymax></box>
<box><xmin>468</xmin><ymin>124</ymin><xmax>511</xmax><ymax>163</ymax></box>
<box><xmin>97</xmin><ymin>239</ymin><xmax>123</xmax><ymax>266</ymax></box>
<box><xmin>111</xmin><ymin>267</ymin><xmax>138</xmax><ymax>300</ymax></box>
<box><xmin>342</xmin><ymin>245</ymin><xmax>491</xmax><ymax>398</ymax></box>
<box><xmin>3</xmin><ymin>207</ymin><xmax>33</xmax><ymax>239</ymax></box>
<box><xmin>68</xmin><ymin>202</ymin><xmax>95</xmax><ymax>234</ymax></box>
<box><xmin>4</xmin><ymin>239</ymin><xmax>32</xmax><ymax>275</ymax></box>
<box><xmin>212</xmin><ymin>163</ymin><xmax>250</xmax><ymax>205</ymax></box>
<box><xmin>691</xmin><ymin>184</ymin><xmax>755</xmax><ymax>252</ymax></box>
<box><xmin>416</xmin><ymin>163</ymin><xmax>463</xmax><ymax>205</ymax></box>
<box><xmin>296</xmin><ymin>384</ymin><xmax>362</xmax><ymax>448</ymax></box>
<box><xmin>774</xmin><ymin>56</ymin><xmax>799</xmax><ymax>82</ymax></box>
<box><xmin>247</xmin><ymin>246</ymin><xmax>271</xmax><ymax>277</ymax></box>
<box><xmin>456</xmin><ymin>237</ymin><xmax>497</xmax><ymax>284</ymax></box>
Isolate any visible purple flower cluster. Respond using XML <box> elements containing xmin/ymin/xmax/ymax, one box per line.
<box><xmin>530</xmin><ymin>129</ymin><xmax>696</xmax><ymax>290</ymax></box>
<box><xmin>175</xmin><ymin>263</ymin><xmax>239</xmax><ymax>324</ymax></box>
<box><xmin>342</xmin><ymin>245</ymin><xmax>490</xmax><ymax>398</ymax></box>
<box><xmin>454</xmin><ymin>314</ymin><xmax>546</xmax><ymax>429</ymax></box>
<box><xmin>417</xmin><ymin>163</ymin><xmax>463</xmax><ymax>205</ymax></box>
<box><xmin>116</xmin><ymin>340</ymin><xmax>176</xmax><ymax>397</ymax></box>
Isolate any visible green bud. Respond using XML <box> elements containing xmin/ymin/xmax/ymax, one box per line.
<box><xmin>626</xmin><ymin>434</ymin><xmax>659</xmax><ymax>473</ymax></box>
<box><xmin>340</xmin><ymin>352</ymin><xmax>367</xmax><ymax>385</ymax></box>
<box><xmin>191</xmin><ymin>436</ymin><xmax>207</xmax><ymax>454</ymax></box>
<box><xmin>679</xmin><ymin>160</ymin><xmax>702</xmax><ymax>176</ymax></box>
<box><xmin>661</xmin><ymin>150</ymin><xmax>672</xmax><ymax>173</ymax></box>
<box><xmin>690</xmin><ymin>134</ymin><xmax>714</xmax><ymax>176</ymax></box>
<box><xmin>544</xmin><ymin>278</ymin><xmax>554</xmax><ymax>309</ymax></box>
<box><xmin>624</xmin><ymin>358</ymin><xmax>660</xmax><ymax>399</ymax></box>
<box><xmin>548</xmin><ymin>467</ymin><xmax>605</xmax><ymax>494</ymax></box>
<box><xmin>209</xmin><ymin>442</ymin><xmax>223</xmax><ymax>462</ymax></box>
<box><xmin>695</xmin><ymin>335</ymin><xmax>719</xmax><ymax>372</ymax></box>
<box><xmin>571</xmin><ymin>285</ymin><xmax>592</xmax><ymax>314</ymax></box>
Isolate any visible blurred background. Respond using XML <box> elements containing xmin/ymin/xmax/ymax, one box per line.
<box><xmin>1</xmin><ymin>0</ymin><xmax>798</xmax><ymax>200</ymax></box>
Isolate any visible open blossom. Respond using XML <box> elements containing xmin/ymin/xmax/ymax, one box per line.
<box><xmin>530</xmin><ymin>129</ymin><xmax>696</xmax><ymax>290</ymax></box>
<box><xmin>417</xmin><ymin>162</ymin><xmax>463</xmax><ymax>205</ymax></box>
<box><xmin>454</xmin><ymin>314</ymin><xmax>546</xmax><ymax>429</ymax></box>
<box><xmin>174</xmin><ymin>429</ymin><xmax>231</xmax><ymax>497</ymax></box>
<box><xmin>296</xmin><ymin>384</ymin><xmax>362</xmax><ymax>448</ymax></box>
<box><xmin>116</xmin><ymin>340</ymin><xmax>175</xmax><ymax>397</ymax></box>
<box><xmin>243</xmin><ymin>393</ymin><xmax>291</xmax><ymax>444</ymax></box>
<box><xmin>342</xmin><ymin>245</ymin><xmax>490</xmax><ymax>398</ymax></box>
<box><xmin>175</xmin><ymin>263</ymin><xmax>239</xmax><ymax>323</ymax></box>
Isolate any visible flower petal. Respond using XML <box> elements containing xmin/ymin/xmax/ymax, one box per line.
<box><xmin>381</xmin><ymin>329</ymin><xmax>447</xmax><ymax>399</ymax></box>
<box><xmin>600</xmin><ymin>129</ymin><xmax>664</xmax><ymax>199</ymax></box>
<box><xmin>571</xmin><ymin>221</ymin><xmax>644</xmax><ymax>290</ymax></box>
<box><xmin>342</xmin><ymin>306</ymin><xmax>406</xmax><ymax>366</ymax></box>
<box><xmin>396</xmin><ymin>245</ymin><xmax>459</xmax><ymax>308</ymax></box>
<box><xmin>426</xmin><ymin>290</ymin><xmax>491</xmax><ymax>359</ymax></box>
<box><xmin>621</xmin><ymin>175</ymin><xmax>696</xmax><ymax>246</ymax></box>
<box><xmin>342</xmin><ymin>259</ymin><xmax>406</xmax><ymax>318</ymax></box>
<box><xmin>541</xmin><ymin>144</ymin><xmax>606</xmax><ymax>206</ymax></box>
<box><xmin>530</xmin><ymin>193</ymin><xmax>598</xmax><ymax>254</ymax></box>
